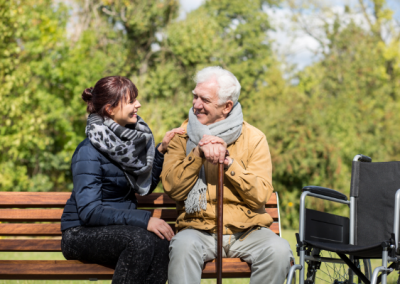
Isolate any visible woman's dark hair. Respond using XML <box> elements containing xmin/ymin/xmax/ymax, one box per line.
<box><xmin>82</xmin><ymin>76</ymin><xmax>138</xmax><ymax>118</ymax></box>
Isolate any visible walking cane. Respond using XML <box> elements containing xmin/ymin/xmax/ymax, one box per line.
<box><xmin>217</xmin><ymin>162</ymin><xmax>224</xmax><ymax>284</ymax></box>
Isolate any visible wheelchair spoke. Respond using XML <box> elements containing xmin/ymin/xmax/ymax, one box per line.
<box><xmin>307</xmin><ymin>251</ymin><xmax>370</xmax><ymax>284</ymax></box>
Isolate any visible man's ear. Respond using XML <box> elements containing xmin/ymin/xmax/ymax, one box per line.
<box><xmin>222</xmin><ymin>100</ymin><xmax>234</xmax><ymax>116</ymax></box>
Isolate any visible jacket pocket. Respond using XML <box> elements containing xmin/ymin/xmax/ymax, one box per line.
<box><xmin>240</xmin><ymin>205</ymin><xmax>255</xmax><ymax>219</ymax></box>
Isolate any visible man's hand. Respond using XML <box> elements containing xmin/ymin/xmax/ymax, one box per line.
<box><xmin>199</xmin><ymin>135</ymin><xmax>227</xmax><ymax>148</ymax></box>
<box><xmin>195</xmin><ymin>135</ymin><xmax>231</xmax><ymax>165</ymax></box>
<box><xmin>147</xmin><ymin>217</ymin><xmax>175</xmax><ymax>241</ymax></box>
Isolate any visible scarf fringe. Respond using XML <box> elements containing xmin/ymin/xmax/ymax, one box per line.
<box><xmin>184</xmin><ymin>186</ymin><xmax>207</xmax><ymax>214</ymax></box>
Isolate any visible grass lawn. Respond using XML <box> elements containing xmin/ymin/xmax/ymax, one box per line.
<box><xmin>0</xmin><ymin>230</ymin><xmax>398</xmax><ymax>284</ymax></box>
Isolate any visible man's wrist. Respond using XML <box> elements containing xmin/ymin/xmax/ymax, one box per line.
<box><xmin>193</xmin><ymin>146</ymin><xmax>204</xmax><ymax>158</ymax></box>
<box><xmin>225</xmin><ymin>158</ymin><xmax>234</xmax><ymax>169</ymax></box>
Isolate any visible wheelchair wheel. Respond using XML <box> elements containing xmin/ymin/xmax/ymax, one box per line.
<box><xmin>306</xmin><ymin>251</ymin><xmax>371</xmax><ymax>284</ymax></box>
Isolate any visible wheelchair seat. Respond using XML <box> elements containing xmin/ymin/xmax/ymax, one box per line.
<box><xmin>304</xmin><ymin>240</ymin><xmax>387</xmax><ymax>259</ymax></box>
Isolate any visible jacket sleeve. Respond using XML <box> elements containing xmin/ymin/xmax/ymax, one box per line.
<box><xmin>225</xmin><ymin>135</ymin><xmax>274</xmax><ymax>210</ymax></box>
<box><xmin>73</xmin><ymin>157</ymin><xmax>151</xmax><ymax>229</ymax></box>
<box><xmin>148</xmin><ymin>143</ymin><xmax>164</xmax><ymax>194</ymax></box>
<box><xmin>161</xmin><ymin>135</ymin><xmax>203</xmax><ymax>201</ymax></box>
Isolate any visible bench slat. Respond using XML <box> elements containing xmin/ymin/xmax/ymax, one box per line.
<box><xmin>0</xmin><ymin>224</ymin><xmax>61</xmax><ymax>236</ymax></box>
<box><xmin>0</xmin><ymin>208</ymin><xmax>278</xmax><ymax>222</ymax></box>
<box><xmin>0</xmin><ymin>192</ymin><xmax>278</xmax><ymax>208</ymax></box>
<box><xmin>0</xmin><ymin>193</ymin><xmax>178</xmax><ymax>208</ymax></box>
<box><xmin>0</xmin><ymin>193</ymin><xmax>70</xmax><ymax>208</ymax></box>
<box><xmin>0</xmin><ymin>240</ymin><xmax>61</xmax><ymax>252</ymax></box>
<box><xmin>203</xmin><ymin>259</ymin><xmax>251</xmax><ymax>278</ymax></box>
<box><xmin>0</xmin><ymin>209</ymin><xmax>64</xmax><ymax>222</ymax></box>
<box><xmin>0</xmin><ymin>259</ymin><xmax>252</xmax><ymax>280</ymax></box>
<box><xmin>266</xmin><ymin>208</ymin><xmax>278</xmax><ymax>220</ymax></box>
<box><xmin>0</xmin><ymin>223</ymin><xmax>277</xmax><ymax>237</ymax></box>
<box><xmin>0</xmin><ymin>208</ymin><xmax>181</xmax><ymax>222</ymax></box>
<box><xmin>0</xmin><ymin>224</ymin><xmax>178</xmax><ymax>236</ymax></box>
<box><xmin>0</xmin><ymin>260</ymin><xmax>114</xmax><ymax>280</ymax></box>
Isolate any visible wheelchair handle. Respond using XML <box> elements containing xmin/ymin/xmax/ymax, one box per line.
<box><xmin>353</xmin><ymin>154</ymin><xmax>372</xmax><ymax>163</ymax></box>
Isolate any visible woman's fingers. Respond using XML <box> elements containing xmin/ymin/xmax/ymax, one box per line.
<box><xmin>158</xmin><ymin>223</ymin><xmax>174</xmax><ymax>241</ymax></box>
<box><xmin>174</xmin><ymin>127</ymin><xmax>185</xmax><ymax>133</ymax></box>
<box><xmin>168</xmin><ymin>128</ymin><xmax>185</xmax><ymax>136</ymax></box>
<box><xmin>163</xmin><ymin>223</ymin><xmax>174</xmax><ymax>240</ymax></box>
<box><xmin>148</xmin><ymin>217</ymin><xmax>175</xmax><ymax>241</ymax></box>
<box><xmin>159</xmin><ymin>128</ymin><xmax>185</xmax><ymax>154</ymax></box>
<box><xmin>154</xmin><ymin>229</ymin><xmax>165</xmax><ymax>240</ymax></box>
<box><xmin>166</xmin><ymin>223</ymin><xmax>174</xmax><ymax>237</ymax></box>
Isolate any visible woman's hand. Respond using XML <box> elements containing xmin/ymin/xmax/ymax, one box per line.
<box><xmin>147</xmin><ymin>217</ymin><xmax>175</xmax><ymax>241</ymax></box>
<box><xmin>158</xmin><ymin>128</ymin><xmax>185</xmax><ymax>154</ymax></box>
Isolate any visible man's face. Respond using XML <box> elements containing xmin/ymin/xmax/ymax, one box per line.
<box><xmin>192</xmin><ymin>79</ymin><xmax>226</xmax><ymax>126</ymax></box>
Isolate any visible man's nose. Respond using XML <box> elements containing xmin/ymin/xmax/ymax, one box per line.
<box><xmin>193</xmin><ymin>98</ymin><xmax>202</xmax><ymax>109</ymax></box>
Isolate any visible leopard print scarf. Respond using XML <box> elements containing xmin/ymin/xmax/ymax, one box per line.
<box><xmin>86</xmin><ymin>113</ymin><xmax>155</xmax><ymax>196</ymax></box>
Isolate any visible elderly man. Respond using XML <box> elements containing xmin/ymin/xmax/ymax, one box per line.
<box><xmin>161</xmin><ymin>66</ymin><xmax>293</xmax><ymax>284</ymax></box>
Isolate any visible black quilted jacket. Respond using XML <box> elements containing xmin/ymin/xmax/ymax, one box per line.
<box><xmin>61</xmin><ymin>138</ymin><xmax>164</xmax><ymax>231</ymax></box>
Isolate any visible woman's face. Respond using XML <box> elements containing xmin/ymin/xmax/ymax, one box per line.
<box><xmin>109</xmin><ymin>98</ymin><xmax>141</xmax><ymax>126</ymax></box>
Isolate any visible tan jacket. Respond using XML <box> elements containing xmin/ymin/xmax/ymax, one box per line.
<box><xmin>161</xmin><ymin>120</ymin><xmax>274</xmax><ymax>234</ymax></box>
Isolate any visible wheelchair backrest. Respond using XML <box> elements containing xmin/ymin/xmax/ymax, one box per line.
<box><xmin>350</xmin><ymin>161</ymin><xmax>400</xmax><ymax>246</ymax></box>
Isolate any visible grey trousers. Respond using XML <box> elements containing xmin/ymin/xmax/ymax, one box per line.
<box><xmin>168</xmin><ymin>227</ymin><xmax>293</xmax><ymax>284</ymax></box>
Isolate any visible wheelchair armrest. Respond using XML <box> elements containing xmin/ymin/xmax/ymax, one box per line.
<box><xmin>302</xmin><ymin>186</ymin><xmax>348</xmax><ymax>201</ymax></box>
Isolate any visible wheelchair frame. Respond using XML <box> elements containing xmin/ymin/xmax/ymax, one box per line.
<box><xmin>287</xmin><ymin>154</ymin><xmax>400</xmax><ymax>284</ymax></box>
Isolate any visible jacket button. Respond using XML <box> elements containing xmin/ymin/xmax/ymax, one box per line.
<box><xmin>230</xmin><ymin>171</ymin><xmax>235</xmax><ymax>176</ymax></box>
<box><xmin>247</xmin><ymin>210</ymin><xmax>251</xmax><ymax>214</ymax></box>
<box><xmin>188</xmin><ymin>157</ymin><xmax>192</xmax><ymax>161</ymax></box>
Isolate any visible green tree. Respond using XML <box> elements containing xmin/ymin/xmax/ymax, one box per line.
<box><xmin>261</xmin><ymin>0</ymin><xmax>400</xmax><ymax>228</ymax></box>
<box><xmin>0</xmin><ymin>0</ymin><xmax>127</xmax><ymax>191</ymax></box>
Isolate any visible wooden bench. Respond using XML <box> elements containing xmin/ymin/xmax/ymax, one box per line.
<box><xmin>0</xmin><ymin>192</ymin><xmax>281</xmax><ymax>280</ymax></box>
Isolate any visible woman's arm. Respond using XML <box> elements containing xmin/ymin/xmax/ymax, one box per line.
<box><xmin>147</xmin><ymin>128</ymin><xmax>185</xmax><ymax>193</ymax></box>
<box><xmin>73</xmin><ymin>157</ymin><xmax>151</xmax><ymax>229</ymax></box>
<box><xmin>148</xmin><ymin>143</ymin><xmax>164</xmax><ymax>193</ymax></box>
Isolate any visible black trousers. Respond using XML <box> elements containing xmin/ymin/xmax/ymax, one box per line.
<box><xmin>61</xmin><ymin>225</ymin><xmax>169</xmax><ymax>284</ymax></box>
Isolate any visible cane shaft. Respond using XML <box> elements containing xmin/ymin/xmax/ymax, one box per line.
<box><xmin>217</xmin><ymin>162</ymin><xmax>224</xmax><ymax>284</ymax></box>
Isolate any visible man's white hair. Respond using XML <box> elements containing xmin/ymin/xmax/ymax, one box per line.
<box><xmin>194</xmin><ymin>66</ymin><xmax>241</xmax><ymax>105</ymax></box>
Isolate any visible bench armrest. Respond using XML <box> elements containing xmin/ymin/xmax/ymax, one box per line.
<box><xmin>302</xmin><ymin>186</ymin><xmax>348</xmax><ymax>201</ymax></box>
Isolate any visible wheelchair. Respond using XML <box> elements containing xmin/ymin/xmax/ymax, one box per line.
<box><xmin>287</xmin><ymin>154</ymin><xmax>400</xmax><ymax>284</ymax></box>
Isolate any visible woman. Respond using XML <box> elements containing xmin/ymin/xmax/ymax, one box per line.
<box><xmin>60</xmin><ymin>76</ymin><xmax>184</xmax><ymax>284</ymax></box>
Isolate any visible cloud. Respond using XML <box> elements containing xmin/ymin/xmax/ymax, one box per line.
<box><xmin>265</xmin><ymin>7</ymin><xmax>324</xmax><ymax>70</ymax></box>
<box><xmin>178</xmin><ymin>0</ymin><xmax>204</xmax><ymax>20</ymax></box>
